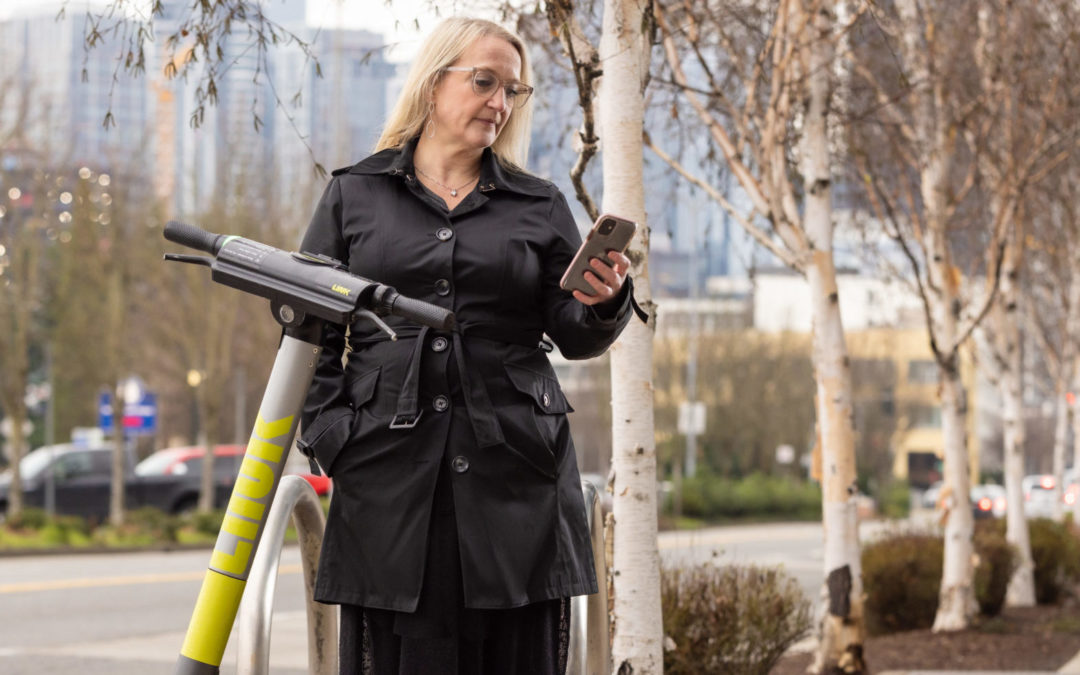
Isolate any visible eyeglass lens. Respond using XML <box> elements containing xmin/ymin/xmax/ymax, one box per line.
<box><xmin>472</xmin><ymin>70</ymin><xmax>530</xmax><ymax>105</ymax></box>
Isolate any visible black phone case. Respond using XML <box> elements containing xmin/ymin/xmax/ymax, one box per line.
<box><xmin>559</xmin><ymin>215</ymin><xmax>637</xmax><ymax>295</ymax></box>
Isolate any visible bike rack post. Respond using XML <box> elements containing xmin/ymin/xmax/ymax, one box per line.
<box><xmin>568</xmin><ymin>478</ymin><xmax>611</xmax><ymax>675</ymax></box>
<box><xmin>236</xmin><ymin>475</ymin><xmax>337</xmax><ymax>675</ymax></box>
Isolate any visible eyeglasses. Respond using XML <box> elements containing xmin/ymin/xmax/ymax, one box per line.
<box><xmin>443</xmin><ymin>66</ymin><xmax>534</xmax><ymax>107</ymax></box>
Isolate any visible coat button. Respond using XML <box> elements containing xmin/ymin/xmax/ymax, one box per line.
<box><xmin>451</xmin><ymin>455</ymin><xmax>469</xmax><ymax>473</ymax></box>
<box><xmin>434</xmin><ymin>278</ymin><xmax>451</xmax><ymax>296</ymax></box>
<box><xmin>431</xmin><ymin>336</ymin><xmax>448</xmax><ymax>352</ymax></box>
<box><xmin>436</xmin><ymin>227</ymin><xmax>453</xmax><ymax>241</ymax></box>
<box><xmin>542</xmin><ymin>392</ymin><xmax>551</xmax><ymax>408</ymax></box>
<box><xmin>433</xmin><ymin>395</ymin><xmax>450</xmax><ymax>412</ymax></box>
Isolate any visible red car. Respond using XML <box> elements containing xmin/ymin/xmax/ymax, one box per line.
<box><xmin>135</xmin><ymin>444</ymin><xmax>332</xmax><ymax>504</ymax></box>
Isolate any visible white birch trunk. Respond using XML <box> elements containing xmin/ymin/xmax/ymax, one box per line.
<box><xmin>800</xmin><ymin>0</ymin><xmax>865</xmax><ymax>670</ymax></box>
<box><xmin>599</xmin><ymin>0</ymin><xmax>662</xmax><ymax>672</ymax></box>
<box><xmin>927</xmin><ymin>197</ymin><xmax>975</xmax><ymax>632</ymax></box>
<box><xmin>1051</xmin><ymin>384</ymin><xmax>1068</xmax><ymax>522</ymax></box>
<box><xmin>997</xmin><ymin>243</ymin><xmax>1036</xmax><ymax>606</ymax></box>
<box><xmin>934</xmin><ymin>359</ymin><xmax>977</xmax><ymax>630</ymax></box>
<box><xmin>1069</xmin><ymin>272</ymin><xmax>1080</xmax><ymax>524</ymax></box>
<box><xmin>895</xmin><ymin>0</ymin><xmax>976</xmax><ymax>631</ymax></box>
<box><xmin>1073</xmin><ymin>377</ymin><xmax>1080</xmax><ymax>524</ymax></box>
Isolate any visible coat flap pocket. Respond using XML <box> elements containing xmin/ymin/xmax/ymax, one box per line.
<box><xmin>349</xmin><ymin>366</ymin><xmax>380</xmax><ymax>408</ymax></box>
<box><xmin>504</xmin><ymin>362</ymin><xmax>574</xmax><ymax>414</ymax></box>
<box><xmin>298</xmin><ymin>406</ymin><xmax>353</xmax><ymax>476</ymax></box>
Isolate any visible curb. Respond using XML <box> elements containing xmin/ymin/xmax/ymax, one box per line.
<box><xmin>0</xmin><ymin>542</ymin><xmax>215</xmax><ymax>558</ymax></box>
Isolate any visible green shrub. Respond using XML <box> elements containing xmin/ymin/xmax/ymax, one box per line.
<box><xmin>126</xmin><ymin>507</ymin><xmax>180</xmax><ymax>543</ymax></box>
<box><xmin>662</xmin><ymin>563</ymin><xmax>811</xmax><ymax>675</ymax></box>
<box><xmin>877</xmin><ymin>481</ymin><xmax>911</xmax><ymax>520</ymax></box>
<box><xmin>667</xmin><ymin>473</ymin><xmax>821</xmax><ymax>522</ymax></box>
<box><xmin>8</xmin><ymin>507</ymin><xmax>48</xmax><ymax>530</ymax></box>
<box><xmin>188</xmin><ymin>509</ymin><xmax>226</xmax><ymax>537</ymax></box>
<box><xmin>862</xmin><ymin>533</ymin><xmax>943</xmax><ymax>635</ymax></box>
<box><xmin>973</xmin><ymin>521</ymin><xmax>1016</xmax><ymax>616</ymax></box>
<box><xmin>1028</xmin><ymin>518</ymin><xmax>1080</xmax><ymax>604</ymax></box>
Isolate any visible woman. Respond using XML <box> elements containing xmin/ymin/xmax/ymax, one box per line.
<box><xmin>297</xmin><ymin>16</ymin><xmax>635</xmax><ymax>675</ymax></box>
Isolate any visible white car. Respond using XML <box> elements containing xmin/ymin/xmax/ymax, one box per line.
<box><xmin>1022</xmin><ymin>474</ymin><xmax>1059</xmax><ymax>519</ymax></box>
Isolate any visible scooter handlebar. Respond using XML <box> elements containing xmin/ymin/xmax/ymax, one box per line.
<box><xmin>388</xmin><ymin>293</ymin><xmax>456</xmax><ymax>331</ymax></box>
<box><xmin>162</xmin><ymin>221</ymin><xmax>456</xmax><ymax>331</ymax></box>
<box><xmin>164</xmin><ymin>220</ymin><xmax>225</xmax><ymax>255</ymax></box>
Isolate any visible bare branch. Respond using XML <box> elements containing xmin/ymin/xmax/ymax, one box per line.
<box><xmin>645</xmin><ymin>132</ymin><xmax>804</xmax><ymax>272</ymax></box>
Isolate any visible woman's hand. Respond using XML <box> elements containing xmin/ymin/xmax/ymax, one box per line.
<box><xmin>572</xmin><ymin>251</ymin><xmax>630</xmax><ymax>306</ymax></box>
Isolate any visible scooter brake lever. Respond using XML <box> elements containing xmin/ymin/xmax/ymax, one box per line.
<box><xmin>164</xmin><ymin>253</ymin><xmax>213</xmax><ymax>267</ymax></box>
<box><xmin>355</xmin><ymin>309</ymin><xmax>398</xmax><ymax>341</ymax></box>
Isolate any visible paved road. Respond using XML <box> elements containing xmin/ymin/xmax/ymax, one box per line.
<box><xmin>0</xmin><ymin>547</ymin><xmax>311</xmax><ymax>674</ymax></box>
<box><xmin>0</xmin><ymin>519</ymin><xmax>915</xmax><ymax>673</ymax></box>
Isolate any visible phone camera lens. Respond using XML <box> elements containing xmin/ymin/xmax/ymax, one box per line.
<box><xmin>599</xmin><ymin>220</ymin><xmax>614</xmax><ymax>234</ymax></box>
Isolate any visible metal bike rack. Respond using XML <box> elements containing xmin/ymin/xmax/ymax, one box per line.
<box><xmin>235</xmin><ymin>475</ymin><xmax>606</xmax><ymax>675</ymax></box>
<box><xmin>568</xmin><ymin>478</ymin><xmax>611</xmax><ymax>675</ymax></box>
<box><xmin>236</xmin><ymin>475</ymin><xmax>337</xmax><ymax>675</ymax></box>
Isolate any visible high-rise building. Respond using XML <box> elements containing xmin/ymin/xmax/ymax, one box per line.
<box><xmin>0</xmin><ymin>7</ymin><xmax>150</xmax><ymax>173</ymax></box>
<box><xmin>149</xmin><ymin>0</ymin><xmax>392</xmax><ymax>219</ymax></box>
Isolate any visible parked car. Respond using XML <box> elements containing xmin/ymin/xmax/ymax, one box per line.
<box><xmin>135</xmin><ymin>445</ymin><xmax>332</xmax><ymax>512</ymax></box>
<box><xmin>921</xmin><ymin>480</ymin><xmax>943</xmax><ymax>509</ymax></box>
<box><xmin>133</xmin><ymin>445</ymin><xmax>246</xmax><ymax>514</ymax></box>
<box><xmin>970</xmin><ymin>483</ymin><xmax>1007</xmax><ymax>519</ymax></box>
<box><xmin>0</xmin><ymin>443</ymin><xmax>135</xmax><ymax>522</ymax></box>
<box><xmin>0</xmin><ymin>442</ymin><xmax>331</xmax><ymax>521</ymax></box>
<box><xmin>1022</xmin><ymin>474</ymin><xmax>1058</xmax><ymax>519</ymax></box>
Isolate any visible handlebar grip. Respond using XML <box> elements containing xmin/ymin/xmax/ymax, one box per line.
<box><xmin>390</xmin><ymin>294</ymin><xmax>456</xmax><ymax>331</ymax></box>
<box><xmin>163</xmin><ymin>220</ymin><xmax>225</xmax><ymax>255</ymax></box>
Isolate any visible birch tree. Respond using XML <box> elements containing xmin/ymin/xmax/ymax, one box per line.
<box><xmin>851</xmin><ymin>0</ymin><xmax>1009</xmax><ymax>631</ymax></box>
<box><xmin>599</xmin><ymin>2</ymin><xmax>664</xmax><ymax>670</ymax></box>
<box><xmin>538</xmin><ymin>0</ymin><xmax>664</xmax><ymax>670</ymax></box>
<box><xmin>967</xmin><ymin>0</ymin><xmax>1078</xmax><ymax>606</ymax></box>
<box><xmin>1026</xmin><ymin>167</ymin><xmax>1080</xmax><ymax>524</ymax></box>
<box><xmin>647</xmin><ymin>1</ymin><xmax>866</xmax><ymax>669</ymax></box>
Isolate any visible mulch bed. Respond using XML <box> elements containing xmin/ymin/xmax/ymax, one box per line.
<box><xmin>771</xmin><ymin>604</ymin><xmax>1080</xmax><ymax>674</ymax></box>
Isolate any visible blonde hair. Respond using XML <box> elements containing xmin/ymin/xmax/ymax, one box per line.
<box><xmin>375</xmin><ymin>17</ymin><xmax>533</xmax><ymax>169</ymax></box>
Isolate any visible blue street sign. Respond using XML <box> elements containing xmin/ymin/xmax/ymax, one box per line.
<box><xmin>99</xmin><ymin>390</ymin><xmax>157</xmax><ymax>436</ymax></box>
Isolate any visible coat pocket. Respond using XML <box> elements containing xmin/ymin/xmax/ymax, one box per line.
<box><xmin>300</xmin><ymin>367</ymin><xmax>380</xmax><ymax>477</ymax></box>
<box><xmin>502</xmin><ymin>362</ymin><xmax>574</xmax><ymax>478</ymax></box>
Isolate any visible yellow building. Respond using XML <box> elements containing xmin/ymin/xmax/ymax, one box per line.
<box><xmin>845</xmin><ymin>328</ymin><xmax>979</xmax><ymax>487</ymax></box>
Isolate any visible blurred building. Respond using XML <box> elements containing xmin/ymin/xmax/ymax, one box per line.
<box><xmin>150</xmin><ymin>0</ymin><xmax>392</xmax><ymax>220</ymax></box>
<box><xmin>0</xmin><ymin>5</ymin><xmax>151</xmax><ymax>173</ymax></box>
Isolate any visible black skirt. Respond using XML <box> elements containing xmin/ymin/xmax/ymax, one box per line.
<box><xmin>337</xmin><ymin>459</ymin><xmax>570</xmax><ymax>675</ymax></box>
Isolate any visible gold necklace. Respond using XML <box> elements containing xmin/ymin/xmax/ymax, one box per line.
<box><xmin>414</xmin><ymin>166</ymin><xmax>479</xmax><ymax>197</ymax></box>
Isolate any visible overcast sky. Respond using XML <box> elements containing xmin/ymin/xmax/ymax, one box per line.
<box><xmin>0</xmin><ymin>0</ymin><xmax>449</xmax><ymax>62</ymax></box>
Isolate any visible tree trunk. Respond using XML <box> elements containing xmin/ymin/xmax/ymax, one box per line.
<box><xmin>4</xmin><ymin>403</ymin><xmax>28</xmax><ymax>519</ymax></box>
<box><xmin>108</xmin><ymin>266</ymin><xmax>126</xmax><ymax>527</ymax></box>
<box><xmin>1050</xmin><ymin>384</ymin><xmax>1068</xmax><ymax>522</ymax></box>
<box><xmin>800</xmin><ymin>0</ymin><xmax>865</xmax><ymax>670</ymax></box>
<box><xmin>1000</xmin><ymin>347</ymin><xmax>1035</xmax><ymax>605</ymax></box>
<box><xmin>600</xmin><ymin>0</ymin><xmax>662</xmax><ymax>672</ymax></box>
<box><xmin>933</xmin><ymin>361</ymin><xmax>977</xmax><ymax>631</ymax></box>
<box><xmin>998</xmin><ymin>248</ymin><xmax>1035</xmax><ymax>606</ymax></box>
<box><xmin>196</xmin><ymin>389</ymin><xmax>215</xmax><ymax>513</ymax></box>
<box><xmin>1072</xmin><ymin>375</ymin><xmax>1080</xmax><ymax>524</ymax></box>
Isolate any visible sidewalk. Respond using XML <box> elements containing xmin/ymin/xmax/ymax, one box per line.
<box><xmin>872</xmin><ymin>646</ymin><xmax>1080</xmax><ymax>675</ymax></box>
<box><xmin>786</xmin><ymin>637</ymin><xmax>1080</xmax><ymax>675</ymax></box>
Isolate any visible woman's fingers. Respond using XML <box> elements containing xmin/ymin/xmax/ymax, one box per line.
<box><xmin>572</xmin><ymin>251</ymin><xmax>629</xmax><ymax>306</ymax></box>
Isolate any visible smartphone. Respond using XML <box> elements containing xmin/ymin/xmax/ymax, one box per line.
<box><xmin>559</xmin><ymin>213</ymin><xmax>637</xmax><ymax>296</ymax></box>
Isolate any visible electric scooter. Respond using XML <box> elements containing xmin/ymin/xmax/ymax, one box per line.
<box><xmin>162</xmin><ymin>220</ymin><xmax>454</xmax><ymax>674</ymax></box>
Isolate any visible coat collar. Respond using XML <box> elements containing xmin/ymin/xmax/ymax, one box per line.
<box><xmin>339</xmin><ymin>137</ymin><xmax>552</xmax><ymax>198</ymax></box>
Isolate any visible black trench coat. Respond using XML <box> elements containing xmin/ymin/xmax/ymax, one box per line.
<box><xmin>297</xmin><ymin>138</ymin><xmax>634</xmax><ymax>612</ymax></box>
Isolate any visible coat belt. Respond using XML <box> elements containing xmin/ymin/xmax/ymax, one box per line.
<box><xmin>350</xmin><ymin>323</ymin><xmax>546</xmax><ymax>448</ymax></box>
